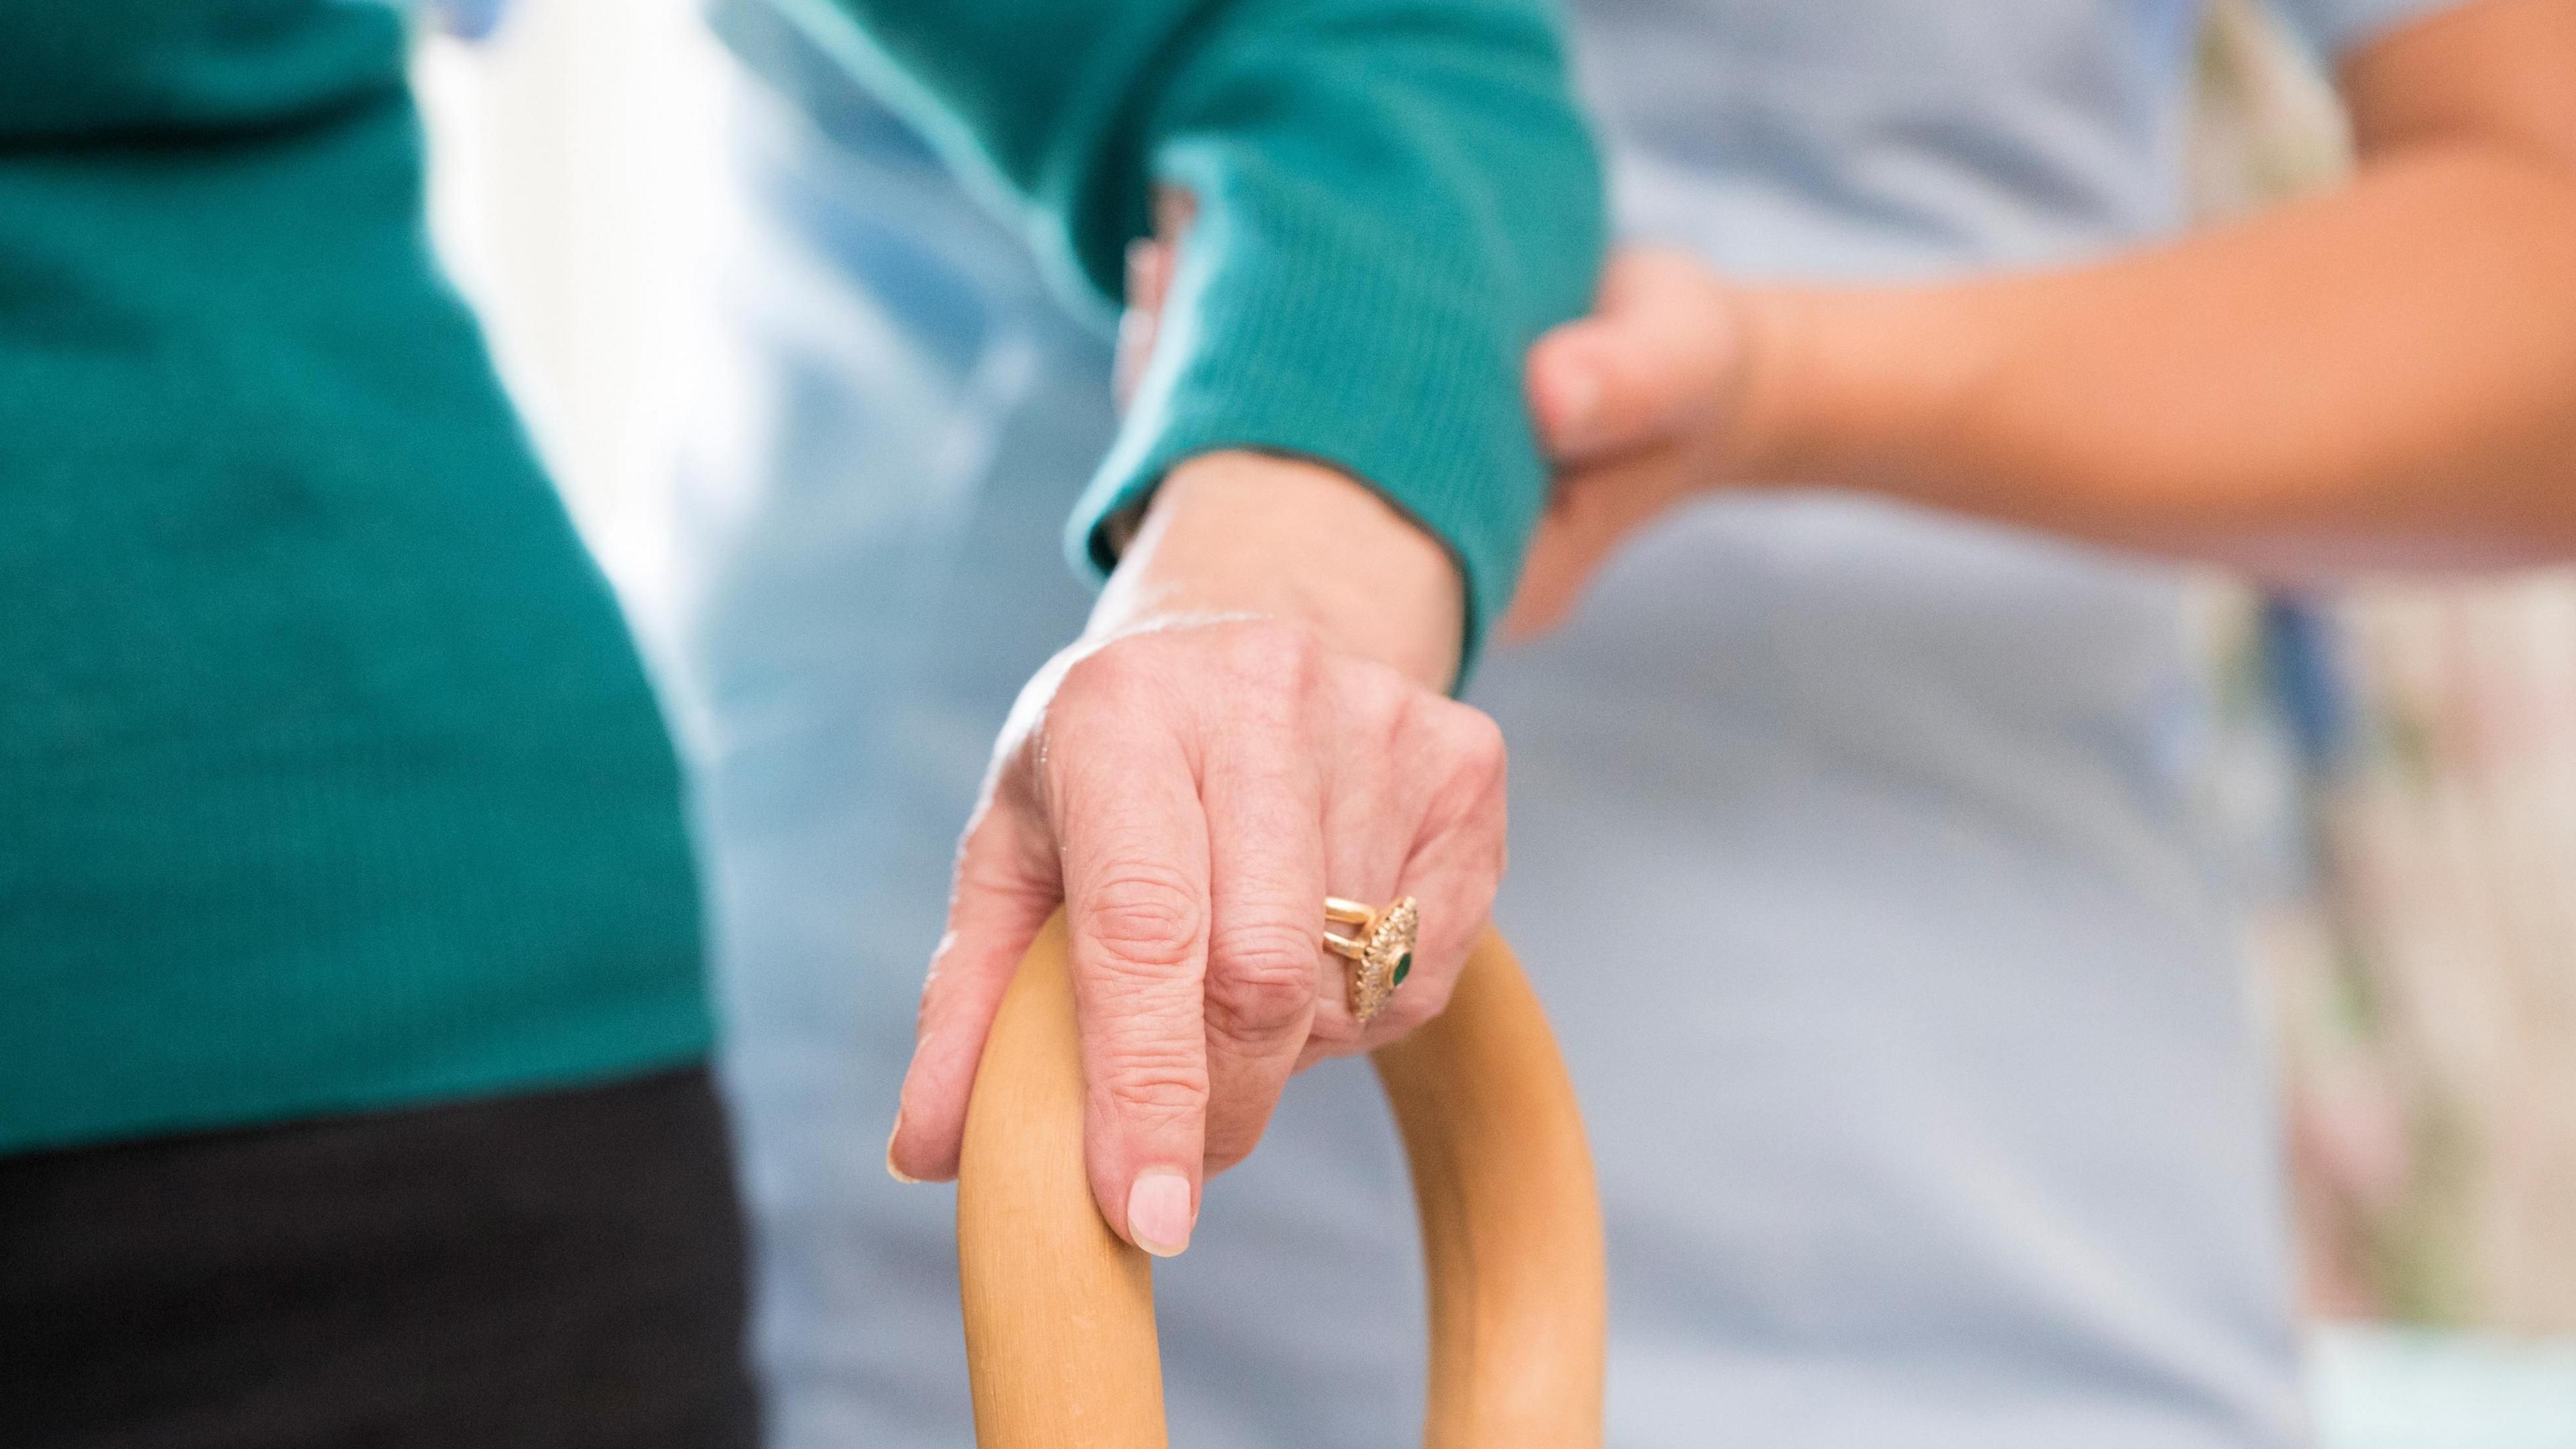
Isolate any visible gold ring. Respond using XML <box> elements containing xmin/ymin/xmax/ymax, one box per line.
<box><xmin>1324</xmin><ymin>895</ymin><xmax>1418</xmax><ymax>1026</ymax></box>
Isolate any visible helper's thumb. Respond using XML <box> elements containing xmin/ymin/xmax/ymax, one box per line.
<box><xmin>1527</xmin><ymin>248</ymin><xmax>1733</xmax><ymax>465</ymax></box>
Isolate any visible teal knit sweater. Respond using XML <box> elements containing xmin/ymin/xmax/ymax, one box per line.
<box><xmin>0</xmin><ymin>0</ymin><xmax>1600</xmax><ymax>1154</ymax></box>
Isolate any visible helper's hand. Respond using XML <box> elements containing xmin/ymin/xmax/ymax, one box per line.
<box><xmin>888</xmin><ymin>452</ymin><xmax>1508</xmax><ymax>1262</ymax></box>
<box><xmin>1507</xmin><ymin>247</ymin><xmax>1762</xmax><ymax>639</ymax></box>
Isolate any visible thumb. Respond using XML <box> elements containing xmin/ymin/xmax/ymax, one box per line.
<box><xmin>889</xmin><ymin>786</ymin><xmax>1061</xmax><ymax>1184</ymax></box>
<box><xmin>1527</xmin><ymin>248</ymin><xmax>1737</xmax><ymax>466</ymax></box>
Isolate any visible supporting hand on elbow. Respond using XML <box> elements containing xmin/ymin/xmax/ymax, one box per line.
<box><xmin>1509</xmin><ymin>247</ymin><xmax>1766</xmax><ymax>639</ymax></box>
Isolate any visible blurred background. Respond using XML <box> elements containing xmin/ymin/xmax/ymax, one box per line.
<box><xmin>413</xmin><ymin>1</ymin><xmax>2576</xmax><ymax>1442</ymax></box>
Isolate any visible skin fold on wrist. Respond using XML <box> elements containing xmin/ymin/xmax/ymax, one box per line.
<box><xmin>1091</xmin><ymin>451</ymin><xmax>1468</xmax><ymax>692</ymax></box>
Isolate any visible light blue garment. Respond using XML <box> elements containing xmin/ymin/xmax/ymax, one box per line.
<box><xmin>650</xmin><ymin>1</ymin><xmax>2460</xmax><ymax>1446</ymax></box>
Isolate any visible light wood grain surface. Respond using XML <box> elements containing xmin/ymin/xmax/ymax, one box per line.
<box><xmin>957</xmin><ymin>914</ymin><xmax>1604</xmax><ymax>1446</ymax></box>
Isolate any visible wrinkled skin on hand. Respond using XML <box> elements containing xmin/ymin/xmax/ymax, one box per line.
<box><xmin>887</xmin><ymin>453</ymin><xmax>1506</xmax><ymax>1262</ymax></box>
<box><xmin>903</xmin><ymin>184</ymin><xmax>1521</xmax><ymax>1259</ymax></box>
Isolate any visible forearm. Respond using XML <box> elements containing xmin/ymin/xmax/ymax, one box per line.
<box><xmin>788</xmin><ymin>0</ymin><xmax>1603</xmax><ymax>654</ymax></box>
<box><xmin>1740</xmin><ymin>147</ymin><xmax>2576</xmax><ymax>578</ymax></box>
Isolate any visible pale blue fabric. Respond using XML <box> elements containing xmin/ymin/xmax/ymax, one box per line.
<box><xmin>651</xmin><ymin>1</ymin><xmax>2463</xmax><ymax>1445</ymax></box>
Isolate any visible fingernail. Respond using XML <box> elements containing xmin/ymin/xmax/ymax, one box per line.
<box><xmin>1125</xmin><ymin>1169</ymin><xmax>1195</xmax><ymax>1257</ymax></box>
<box><xmin>885</xmin><ymin>1114</ymin><xmax>921</xmax><ymax>1185</ymax></box>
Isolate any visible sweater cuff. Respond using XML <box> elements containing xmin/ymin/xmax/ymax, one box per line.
<box><xmin>1062</xmin><ymin>157</ymin><xmax>1552</xmax><ymax>684</ymax></box>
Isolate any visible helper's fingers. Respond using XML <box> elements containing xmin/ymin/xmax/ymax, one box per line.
<box><xmin>1048</xmin><ymin>661</ymin><xmax>1216</xmax><ymax>1257</ymax></box>
<box><xmin>1193</xmin><ymin>631</ymin><xmax>1328</xmax><ymax>1175</ymax></box>
<box><xmin>1526</xmin><ymin>247</ymin><xmax>1741</xmax><ymax>466</ymax></box>
<box><xmin>1501</xmin><ymin>444</ymin><xmax>1699</xmax><ymax>641</ymax></box>
<box><xmin>1501</xmin><ymin>492</ymin><xmax>1622</xmax><ymax>641</ymax></box>
<box><xmin>889</xmin><ymin>775</ymin><xmax>1062</xmax><ymax>1183</ymax></box>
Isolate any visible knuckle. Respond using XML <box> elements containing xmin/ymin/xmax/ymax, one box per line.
<box><xmin>1204</xmin><ymin>920</ymin><xmax>1320</xmax><ymax>1045</ymax></box>
<box><xmin>1096</xmin><ymin>1046</ymin><xmax>1207</xmax><ymax>1127</ymax></box>
<box><xmin>1079</xmin><ymin>863</ymin><xmax>1204</xmax><ymax>972</ymax></box>
<box><xmin>1411</xmin><ymin>698</ymin><xmax>1507</xmax><ymax>802</ymax></box>
<box><xmin>1348</xmin><ymin>657</ymin><xmax>1414</xmax><ymax>722</ymax></box>
<box><xmin>1447</xmin><ymin>706</ymin><xmax>1509</xmax><ymax>786</ymax></box>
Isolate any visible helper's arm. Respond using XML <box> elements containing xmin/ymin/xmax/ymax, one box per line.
<box><xmin>1518</xmin><ymin>0</ymin><xmax>2576</xmax><ymax>631</ymax></box>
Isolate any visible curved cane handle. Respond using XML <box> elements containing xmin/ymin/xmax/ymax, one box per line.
<box><xmin>957</xmin><ymin>913</ymin><xmax>1605</xmax><ymax>1448</ymax></box>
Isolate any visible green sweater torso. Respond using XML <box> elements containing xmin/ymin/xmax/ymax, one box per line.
<box><xmin>0</xmin><ymin>5</ymin><xmax>709</xmax><ymax>1152</ymax></box>
<box><xmin>1</xmin><ymin>0</ymin><xmax>1598</xmax><ymax>1155</ymax></box>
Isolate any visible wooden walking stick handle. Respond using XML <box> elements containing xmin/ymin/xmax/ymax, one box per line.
<box><xmin>957</xmin><ymin>913</ymin><xmax>1605</xmax><ymax>1447</ymax></box>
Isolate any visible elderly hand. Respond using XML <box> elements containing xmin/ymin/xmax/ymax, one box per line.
<box><xmin>886</xmin><ymin>451</ymin><xmax>1509</xmax><ymax>1260</ymax></box>
<box><xmin>1507</xmin><ymin>247</ymin><xmax>1764</xmax><ymax>639</ymax></box>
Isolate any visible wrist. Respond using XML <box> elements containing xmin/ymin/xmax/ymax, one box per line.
<box><xmin>1089</xmin><ymin>452</ymin><xmax>1466</xmax><ymax>692</ymax></box>
<box><xmin>1727</xmin><ymin>284</ymin><xmax>1995</xmax><ymax>498</ymax></box>
<box><xmin>1722</xmin><ymin>286</ymin><xmax>1833</xmax><ymax>481</ymax></box>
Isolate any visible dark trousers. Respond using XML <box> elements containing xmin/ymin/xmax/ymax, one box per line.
<box><xmin>1</xmin><ymin>1067</ymin><xmax>759</xmax><ymax>1449</ymax></box>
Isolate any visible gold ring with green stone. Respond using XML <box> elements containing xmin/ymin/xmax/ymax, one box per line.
<box><xmin>1324</xmin><ymin>895</ymin><xmax>1417</xmax><ymax>1026</ymax></box>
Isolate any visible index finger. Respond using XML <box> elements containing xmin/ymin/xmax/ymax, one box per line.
<box><xmin>1047</xmin><ymin>681</ymin><xmax>1214</xmax><ymax>1258</ymax></box>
